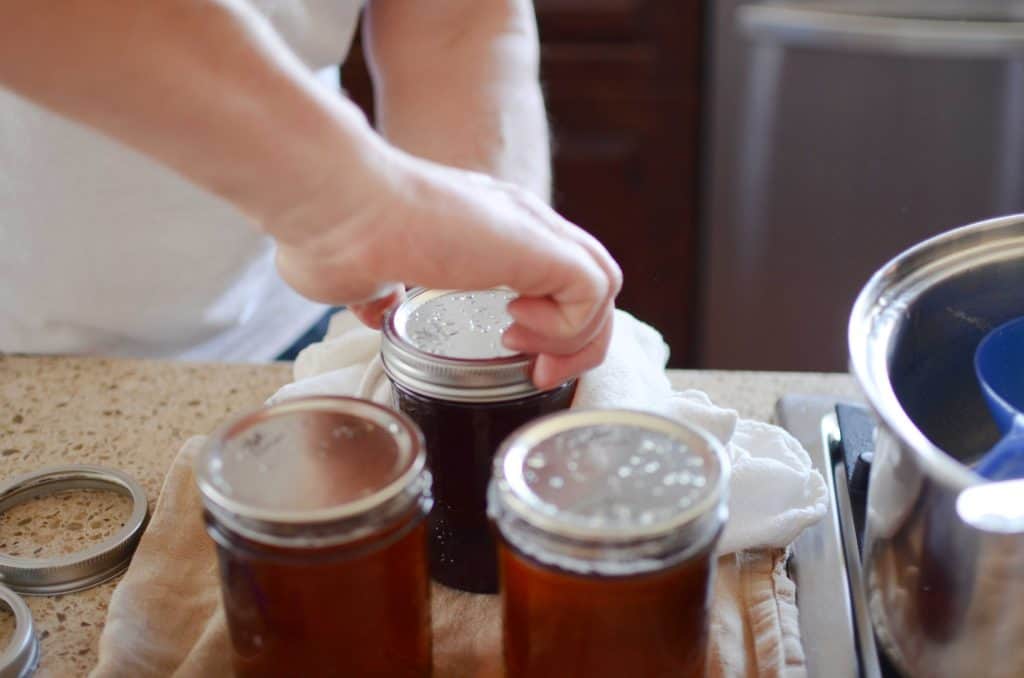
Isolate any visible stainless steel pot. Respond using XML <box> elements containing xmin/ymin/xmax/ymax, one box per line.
<box><xmin>850</xmin><ymin>213</ymin><xmax>1024</xmax><ymax>677</ymax></box>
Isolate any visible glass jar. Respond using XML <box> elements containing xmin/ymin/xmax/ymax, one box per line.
<box><xmin>195</xmin><ymin>397</ymin><xmax>433</xmax><ymax>678</ymax></box>
<box><xmin>381</xmin><ymin>288</ymin><xmax>576</xmax><ymax>593</ymax></box>
<box><xmin>488</xmin><ymin>409</ymin><xmax>730</xmax><ymax>678</ymax></box>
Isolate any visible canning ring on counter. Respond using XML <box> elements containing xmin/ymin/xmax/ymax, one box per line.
<box><xmin>0</xmin><ymin>583</ymin><xmax>39</xmax><ymax>678</ymax></box>
<box><xmin>0</xmin><ymin>465</ymin><xmax>149</xmax><ymax>596</ymax></box>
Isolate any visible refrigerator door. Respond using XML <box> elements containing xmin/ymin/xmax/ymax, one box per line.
<box><xmin>700</xmin><ymin>1</ymin><xmax>1024</xmax><ymax>370</ymax></box>
<box><xmin>739</xmin><ymin>2</ymin><xmax>1024</xmax><ymax>57</ymax></box>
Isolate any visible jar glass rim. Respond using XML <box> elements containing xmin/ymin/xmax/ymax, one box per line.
<box><xmin>195</xmin><ymin>396</ymin><xmax>426</xmax><ymax>526</ymax></box>
<box><xmin>381</xmin><ymin>288</ymin><xmax>546</xmax><ymax>402</ymax></box>
<box><xmin>490</xmin><ymin>409</ymin><xmax>730</xmax><ymax>543</ymax></box>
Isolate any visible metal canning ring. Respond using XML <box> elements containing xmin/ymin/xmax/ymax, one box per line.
<box><xmin>0</xmin><ymin>584</ymin><xmax>38</xmax><ymax>678</ymax></box>
<box><xmin>0</xmin><ymin>465</ymin><xmax>149</xmax><ymax>596</ymax></box>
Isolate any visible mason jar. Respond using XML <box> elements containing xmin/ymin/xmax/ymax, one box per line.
<box><xmin>381</xmin><ymin>288</ymin><xmax>576</xmax><ymax>593</ymax></box>
<box><xmin>195</xmin><ymin>396</ymin><xmax>433</xmax><ymax>677</ymax></box>
<box><xmin>489</xmin><ymin>409</ymin><xmax>729</xmax><ymax>678</ymax></box>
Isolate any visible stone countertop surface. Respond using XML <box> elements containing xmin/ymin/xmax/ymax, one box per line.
<box><xmin>0</xmin><ymin>355</ymin><xmax>861</xmax><ymax>677</ymax></box>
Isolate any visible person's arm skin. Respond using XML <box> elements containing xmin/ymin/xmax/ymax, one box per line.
<box><xmin>0</xmin><ymin>1</ymin><xmax>620</xmax><ymax>388</ymax></box>
<box><xmin>363</xmin><ymin>0</ymin><xmax>550</xmax><ymax>200</ymax></box>
<box><xmin>0</xmin><ymin>1</ymin><xmax>368</xmax><ymax>233</ymax></box>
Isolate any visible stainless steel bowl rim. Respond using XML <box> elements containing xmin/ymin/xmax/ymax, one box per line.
<box><xmin>848</xmin><ymin>213</ymin><xmax>1024</xmax><ymax>489</ymax></box>
<box><xmin>0</xmin><ymin>465</ymin><xmax>149</xmax><ymax>596</ymax></box>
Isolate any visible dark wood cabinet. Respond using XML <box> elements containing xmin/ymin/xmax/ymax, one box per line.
<box><xmin>342</xmin><ymin>1</ymin><xmax>703</xmax><ymax>366</ymax></box>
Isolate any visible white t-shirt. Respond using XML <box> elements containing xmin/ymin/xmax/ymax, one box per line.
<box><xmin>0</xmin><ymin>0</ymin><xmax>364</xmax><ymax>361</ymax></box>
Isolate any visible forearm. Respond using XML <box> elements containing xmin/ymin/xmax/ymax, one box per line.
<box><xmin>0</xmin><ymin>1</ymin><xmax>618</xmax><ymax>384</ymax></box>
<box><xmin>0</xmin><ymin>0</ymin><xmax>378</xmax><ymax>238</ymax></box>
<box><xmin>364</xmin><ymin>0</ymin><xmax>551</xmax><ymax>201</ymax></box>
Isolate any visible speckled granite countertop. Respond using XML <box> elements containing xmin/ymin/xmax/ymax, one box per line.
<box><xmin>0</xmin><ymin>355</ymin><xmax>860</xmax><ymax>677</ymax></box>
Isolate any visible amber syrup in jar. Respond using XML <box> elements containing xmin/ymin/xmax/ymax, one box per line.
<box><xmin>488</xmin><ymin>409</ymin><xmax>730</xmax><ymax>678</ymax></box>
<box><xmin>382</xmin><ymin>288</ymin><xmax>575</xmax><ymax>593</ymax></box>
<box><xmin>195</xmin><ymin>397</ymin><xmax>433</xmax><ymax>677</ymax></box>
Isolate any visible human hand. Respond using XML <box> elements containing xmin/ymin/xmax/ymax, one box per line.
<box><xmin>273</xmin><ymin>144</ymin><xmax>621</xmax><ymax>390</ymax></box>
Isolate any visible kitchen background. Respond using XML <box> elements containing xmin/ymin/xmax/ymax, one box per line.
<box><xmin>342</xmin><ymin>1</ymin><xmax>1024</xmax><ymax>371</ymax></box>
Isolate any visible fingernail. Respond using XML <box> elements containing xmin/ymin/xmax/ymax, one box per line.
<box><xmin>530</xmin><ymin>364</ymin><xmax>555</xmax><ymax>391</ymax></box>
<box><xmin>501</xmin><ymin>332</ymin><xmax>526</xmax><ymax>351</ymax></box>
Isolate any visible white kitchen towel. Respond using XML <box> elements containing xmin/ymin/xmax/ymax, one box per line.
<box><xmin>268</xmin><ymin>309</ymin><xmax>827</xmax><ymax>555</ymax></box>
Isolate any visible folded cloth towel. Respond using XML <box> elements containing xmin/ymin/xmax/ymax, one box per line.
<box><xmin>270</xmin><ymin>309</ymin><xmax>827</xmax><ymax>555</ymax></box>
<box><xmin>92</xmin><ymin>438</ymin><xmax>807</xmax><ymax>678</ymax></box>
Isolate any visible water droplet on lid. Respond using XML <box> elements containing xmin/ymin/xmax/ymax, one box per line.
<box><xmin>629</xmin><ymin>455</ymin><xmax>643</xmax><ymax>466</ymax></box>
<box><xmin>693</xmin><ymin>476</ymin><xmax>707</xmax><ymax>487</ymax></box>
<box><xmin>644</xmin><ymin>462</ymin><xmax>660</xmax><ymax>474</ymax></box>
<box><xmin>617</xmin><ymin>466</ymin><xmax>632</xmax><ymax>478</ymax></box>
<box><xmin>549</xmin><ymin>476</ymin><xmax>564</xmax><ymax>489</ymax></box>
<box><xmin>404</xmin><ymin>289</ymin><xmax>517</xmax><ymax>358</ymax></box>
<box><xmin>526</xmin><ymin>454</ymin><xmax>547</xmax><ymax>469</ymax></box>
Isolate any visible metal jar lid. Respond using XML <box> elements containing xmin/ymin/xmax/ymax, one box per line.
<box><xmin>0</xmin><ymin>585</ymin><xmax>38</xmax><ymax>678</ymax></box>
<box><xmin>381</xmin><ymin>288</ymin><xmax>542</xmax><ymax>403</ymax></box>
<box><xmin>489</xmin><ymin>409</ymin><xmax>730</xmax><ymax>575</ymax></box>
<box><xmin>0</xmin><ymin>466</ymin><xmax>149</xmax><ymax>596</ymax></box>
<box><xmin>195</xmin><ymin>396</ymin><xmax>430</xmax><ymax>548</ymax></box>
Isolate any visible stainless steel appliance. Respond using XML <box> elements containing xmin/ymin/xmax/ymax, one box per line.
<box><xmin>776</xmin><ymin>394</ymin><xmax>866</xmax><ymax>678</ymax></box>
<box><xmin>777</xmin><ymin>395</ymin><xmax>894</xmax><ymax>678</ymax></box>
<box><xmin>849</xmin><ymin>213</ymin><xmax>1024</xmax><ymax>676</ymax></box>
<box><xmin>700</xmin><ymin>1</ymin><xmax>1024</xmax><ymax>370</ymax></box>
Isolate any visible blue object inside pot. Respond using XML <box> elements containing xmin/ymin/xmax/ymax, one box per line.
<box><xmin>974</xmin><ymin>315</ymin><xmax>1024</xmax><ymax>480</ymax></box>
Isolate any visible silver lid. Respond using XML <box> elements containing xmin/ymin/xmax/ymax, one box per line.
<box><xmin>0</xmin><ymin>466</ymin><xmax>149</xmax><ymax>596</ymax></box>
<box><xmin>489</xmin><ymin>410</ymin><xmax>729</xmax><ymax>574</ymax></box>
<box><xmin>196</xmin><ymin>397</ymin><xmax>430</xmax><ymax>547</ymax></box>
<box><xmin>381</xmin><ymin>288</ymin><xmax>541</xmax><ymax>402</ymax></box>
<box><xmin>0</xmin><ymin>585</ymin><xmax>38</xmax><ymax>678</ymax></box>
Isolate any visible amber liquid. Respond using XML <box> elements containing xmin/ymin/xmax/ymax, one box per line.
<box><xmin>392</xmin><ymin>381</ymin><xmax>576</xmax><ymax>593</ymax></box>
<box><xmin>208</xmin><ymin>514</ymin><xmax>432</xmax><ymax>677</ymax></box>
<box><xmin>499</xmin><ymin>541</ymin><xmax>716</xmax><ymax>678</ymax></box>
